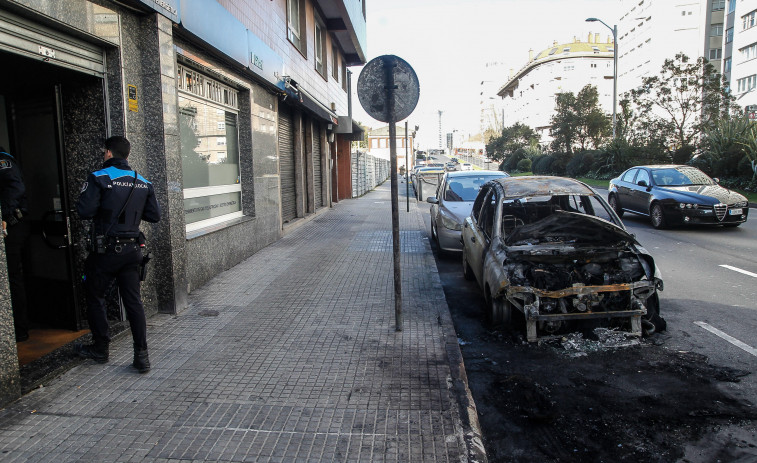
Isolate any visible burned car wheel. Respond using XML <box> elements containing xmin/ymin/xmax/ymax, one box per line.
<box><xmin>642</xmin><ymin>293</ymin><xmax>666</xmax><ymax>336</ymax></box>
<box><xmin>462</xmin><ymin>249</ymin><xmax>475</xmax><ymax>281</ymax></box>
<box><xmin>485</xmin><ymin>288</ymin><xmax>512</xmax><ymax>327</ymax></box>
<box><xmin>650</xmin><ymin>203</ymin><xmax>667</xmax><ymax>229</ymax></box>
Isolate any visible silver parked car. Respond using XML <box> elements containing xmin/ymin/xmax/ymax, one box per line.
<box><xmin>461</xmin><ymin>176</ymin><xmax>665</xmax><ymax>342</ymax></box>
<box><xmin>427</xmin><ymin>170</ymin><xmax>509</xmax><ymax>255</ymax></box>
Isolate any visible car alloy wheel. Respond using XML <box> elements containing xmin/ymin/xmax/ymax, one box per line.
<box><xmin>650</xmin><ymin>203</ymin><xmax>667</xmax><ymax>229</ymax></box>
<box><xmin>609</xmin><ymin>194</ymin><xmax>624</xmax><ymax>217</ymax></box>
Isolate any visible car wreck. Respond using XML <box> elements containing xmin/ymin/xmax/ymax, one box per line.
<box><xmin>461</xmin><ymin>176</ymin><xmax>665</xmax><ymax>342</ymax></box>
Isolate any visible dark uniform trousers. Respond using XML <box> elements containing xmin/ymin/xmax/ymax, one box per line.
<box><xmin>84</xmin><ymin>242</ymin><xmax>146</xmax><ymax>350</ymax></box>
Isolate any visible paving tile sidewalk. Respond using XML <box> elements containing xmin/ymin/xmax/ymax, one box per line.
<box><xmin>0</xmin><ymin>180</ymin><xmax>483</xmax><ymax>462</ymax></box>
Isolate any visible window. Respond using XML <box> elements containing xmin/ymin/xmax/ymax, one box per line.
<box><xmin>178</xmin><ymin>65</ymin><xmax>242</xmax><ymax>232</ymax></box>
<box><xmin>564</xmin><ymin>65</ymin><xmax>574</xmax><ymax>71</ymax></box>
<box><xmin>737</xmin><ymin>74</ymin><xmax>757</xmax><ymax>92</ymax></box>
<box><xmin>744</xmin><ymin>11</ymin><xmax>757</xmax><ymax>30</ymax></box>
<box><xmin>314</xmin><ymin>16</ymin><xmax>327</xmax><ymax>78</ymax></box>
<box><xmin>729</xmin><ymin>0</ymin><xmax>737</xmax><ymax>13</ymax></box>
<box><xmin>741</xmin><ymin>42</ymin><xmax>757</xmax><ymax>60</ymax></box>
<box><xmin>621</xmin><ymin>169</ymin><xmax>638</xmax><ymax>183</ymax></box>
<box><xmin>635</xmin><ymin>169</ymin><xmax>650</xmax><ymax>186</ymax></box>
<box><xmin>725</xmin><ymin>57</ymin><xmax>732</xmax><ymax>72</ymax></box>
<box><xmin>712</xmin><ymin>0</ymin><xmax>725</xmax><ymax>11</ymax></box>
<box><xmin>591</xmin><ymin>63</ymin><xmax>597</xmax><ymax>68</ymax></box>
<box><xmin>287</xmin><ymin>0</ymin><xmax>306</xmax><ymax>55</ymax></box>
<box><xmin>341</xmin><ymin>61</ymin><xmax>348</xmax><ymax>91</ymax></box>
<box><xmin>726</xmin><ymin>27</ymin><xmax>734</xmax><ymax>43</ymax></box>
<box><xmin>332</xmin><ymin>44</ymin><xmax>339</xmax><ymax>80</ymax></box>
<box><xmin>711</xmin><ymin>23</ymin><xmax>723</xmax><ymax>36</ymax></box>
<box><xmin>709</xmin><ymin>48</ymin><xmax>722</xmax><ymax>60</ymax></box>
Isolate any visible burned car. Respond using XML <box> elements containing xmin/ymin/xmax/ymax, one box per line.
<box><xmin>461</xmin><ymin>176</ymin><xmax>665</xmax><ymax>342</ymax></box>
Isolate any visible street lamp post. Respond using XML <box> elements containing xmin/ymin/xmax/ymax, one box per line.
<box><xmin>586</xmin><ymin>17</ymin><xmax>617</xmax><ymax>139</ymax></box>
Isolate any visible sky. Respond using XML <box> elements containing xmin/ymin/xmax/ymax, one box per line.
<box><xmin>351</xmin><ymin>0</ymin><xmax>617</xmax><ymax>149</ymax></box>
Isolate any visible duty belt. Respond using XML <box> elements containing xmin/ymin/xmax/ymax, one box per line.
<box><xmin>106</xmin><ymin>236</ymin><xmax>138</xmax><ymax>244</ymax></box>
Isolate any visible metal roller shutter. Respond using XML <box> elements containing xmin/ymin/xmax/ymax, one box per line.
<box><xmin>0</xmin><ymin>9</ymin><xmax>105</xmax><ymax>77</ymax></box>
<box><xmin>279</xmin><ymin>105</ymin><xmax>297</xmax><ymax>222</ymax></box>
<box><xmin>313</xmin><ymin>121</ymin><xmax>323</xmax><ymax>209</ymax></box>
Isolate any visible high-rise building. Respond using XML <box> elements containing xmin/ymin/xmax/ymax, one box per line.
<box><xmin>723</xmin><ymin>0</ymin><xmax>757</xmax><ymax>111</ymax></box>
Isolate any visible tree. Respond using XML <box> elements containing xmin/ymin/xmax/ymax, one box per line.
<box><xmin>550</xmin><ymin>84</ymin><xmax>611</xmax><ymax>153</ymax></box>
<box><xmin>485</xmin><ymin>122</ymin><xmax>539</xmax><ymax>162</ymax></box>
<box><xmin>627</xmin><ymin>53</ymin><xmax>737</xmax><ymax>159</ymax></box>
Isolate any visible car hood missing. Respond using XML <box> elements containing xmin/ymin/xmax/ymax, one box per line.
<box><xmin>504</xmin><ymin>211</ymin><xmax>638</xmax><ymax>247</ymax></box>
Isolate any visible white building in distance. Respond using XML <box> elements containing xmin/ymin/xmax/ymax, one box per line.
<box><xmin>724</xmin><ymin>0</ymin><xmax>757</xmax><ymax>112</ymax></box>
<box><xmin>496</xmin><ymin>34</ymin><xmax>615</xmax><ymax>145</ymax></box>
<box><xmin>617</xmin><ymin>0</ymin><xmax>715</xmax><ymax>97</ymax></box>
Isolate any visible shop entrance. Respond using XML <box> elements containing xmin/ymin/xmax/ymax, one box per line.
<box><xmin>1</xmin><ymin>50</ymin><xmax>106</xmax><ymax>362</ymax></box>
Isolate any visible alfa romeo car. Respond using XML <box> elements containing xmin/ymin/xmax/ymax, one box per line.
<box><xmin>462</xmin><ymin>176</ymin><xmax>665</xmax><ymax>342</ymax></box>
<box><xmin>608</xmin><ymin>165</ymin><xmax>749</xmax><ymax>229</ymax></box>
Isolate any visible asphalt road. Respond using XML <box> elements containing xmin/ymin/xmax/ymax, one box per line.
<box><xmin>616</xmin><ymin>208</ymin><xmax>757</xmax><ymax>407</ymax></box>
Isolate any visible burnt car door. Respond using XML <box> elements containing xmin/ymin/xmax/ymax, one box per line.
<box><xmin>616</xmin><ymin>168</ymin><xmax>638</xmax><ymax>212</ymax></box>
<box><xmin>628</xmin><ymin>168</ymin><xmax>652</xmax><ymax>213</ymax></box>
<box><xmin>466</xmin><ymin>186</ymin><xmax>497</xmax><ymax>285</ymax></box>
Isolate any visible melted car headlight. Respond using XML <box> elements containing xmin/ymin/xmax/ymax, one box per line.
<box><xmin>440</xmin><ymin>210</ymin><xmax>463</xmax><ymax>231</ymax></box>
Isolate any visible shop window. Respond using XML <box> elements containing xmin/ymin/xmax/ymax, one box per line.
<box><xmin>287</xmin><ymin>0</ymin><xmax>306</xmax><ymax>56</ymax></box>
<box><xmin>178</xmin><ymin>65</ymin><xmax>243</xmax><ymax>232</ymax></box>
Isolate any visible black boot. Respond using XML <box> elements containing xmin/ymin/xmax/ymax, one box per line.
<box><xmin>133</xmin><ymin>348</ymin><xmax>150</xmax><ymax>373</ymax></box>
<box><xmin>75</xmin><ymin>343</ymin><xmax>109</xmax><ymax>363</ymax></box>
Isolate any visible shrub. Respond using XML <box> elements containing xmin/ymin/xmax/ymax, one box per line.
<box><xmin>516</xmin><ymin>158</ymin><xmax>532</xmax><ymax>172</ymax></box>
<box><xmin>532</xmin><ymin>154</ymin><xmax>555</xmax><ymax>174</ymax></box>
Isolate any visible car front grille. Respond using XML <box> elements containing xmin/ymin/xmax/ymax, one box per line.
<box><xmin>713</xmin><ymin>203</ymin><xmax>727</xmax><ymax>221</ymax></box>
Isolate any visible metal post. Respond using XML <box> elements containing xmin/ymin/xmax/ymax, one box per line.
<box><xmin>612</xmin><ymin>24</ymin><xmax>618</xmax><ymax>140</ymax></box>
<box><xmin>384</xmin><ymin>58</ymin><xmax>402</xmax><ymax>331</ymax></box>
<box><xmin>405</xmin><ymin>121</ymin><xmax>409</xmax><ymax>212</ymax></box>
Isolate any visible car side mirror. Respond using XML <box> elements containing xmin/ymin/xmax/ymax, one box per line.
<box><xmin>637</xmin><ymin>180</ymin><xmax>648</xmax><ymax>187</ymax></box>
<box><xmin>426</xmin><ymin>196</ymin><xmax>439</xmax><ymax>204</ymax></box>
<box><xmin>713</xmin><ymin>177</ymin><xmax>720</xmax><ymax>184</ymax></box>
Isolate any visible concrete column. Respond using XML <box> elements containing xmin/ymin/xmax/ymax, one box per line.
<box><xmin>293</xmin><ymin>111</ymin><xmax>305</xmax><ymax>218</ymax></box>
<box><xmin>0</xmin><ymin>206</ymin><xmax>21</xmax><ymax>405</ymax></box>
<box><xmin>304</xmin><ymin>120</ymin><xmax>315</xmax><ymax>214</ymax></box>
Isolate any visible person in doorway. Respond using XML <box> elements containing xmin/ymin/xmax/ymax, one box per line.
<box><xmin>0</xmin><ymin>147</ymin><xmax>30</xmax><ymax>342</ymax></box>
<box><xmin>75</xmin><ymin>136</ymin><xmax>160</xmax><ymax>373</ymax></box>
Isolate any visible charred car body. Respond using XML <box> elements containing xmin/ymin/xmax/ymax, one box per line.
<box><xmin>461</xmin><ymin>176</ymin><xmax>665</xmax><ymax>342</ymax></box>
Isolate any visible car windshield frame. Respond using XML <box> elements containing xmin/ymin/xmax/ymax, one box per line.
<box><xmin>651</xmin><ymin>167</ymin><xmax>714</xmax><ymax>186</ymax></box>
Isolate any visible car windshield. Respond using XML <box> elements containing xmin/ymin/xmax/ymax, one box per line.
<box><xmin>651</xmin><ymin>167</ymin><xmax>714</xmax><ymax>186</ymax></box>
<box><xmin>444</xmin><ymin>174</ymin><xmax>508</xmax><ymax>201</ymax></box>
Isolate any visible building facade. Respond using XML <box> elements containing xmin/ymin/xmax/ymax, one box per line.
<box><xmin>496</xmin><ymin>35</ymin><xmax>615</xmax><ymax>145</ymax></box>
<box><xmin>366</xmin><ymin>126</ymin><xmax>414</xmax><ymax>172</ymax></box>
<box><xmin>723</xmin><ymin>0</ymin><xmax>757</xmax><ymax>110</ymax></box>
<box><xmin>616</xmin><ymin>0</ymin><xmax>711</xmax><ymax>97</ymax></box>
<box><xmin>0</xmin><ymin>0</ymin><xmax>366</xmax><ymax>404</ymax></box>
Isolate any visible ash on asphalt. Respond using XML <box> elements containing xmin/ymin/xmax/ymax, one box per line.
<box><xmin>431</xmin><ymin>245</ymin><xmax>757</xmax><ymax>463</ymax></box>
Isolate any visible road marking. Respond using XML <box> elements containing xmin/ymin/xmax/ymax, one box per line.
<box><xmin>694</xmin><ymin>321</ymin><xmax>757</xmax><ymax>358</ymax></box>
<box><xmin>720</xmin><ymin>264</ymin><xmax>757</xmax><ymax>279</ymax></box>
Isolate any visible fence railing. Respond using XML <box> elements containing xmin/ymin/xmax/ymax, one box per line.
<box><xmin>351</xmin><ymin>151</ymin><xmax>390</xmax><ymax>198</ymax></box>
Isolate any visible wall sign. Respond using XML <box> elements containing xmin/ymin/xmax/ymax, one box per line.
<box><xmin>128</xmin><ymin>85</ymin><xmax>138</xmax><ymax>112</ymax></box>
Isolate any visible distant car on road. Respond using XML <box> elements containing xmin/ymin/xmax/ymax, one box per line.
<box><xmin>445</xmin><ymin>162</ymin><xmax>457</xmax><ymax>172</ymax></box>
<box><xmin>608</xmin><ymin>165</ymin><xmax>749</xmax><ymax>229</ymax></box>
<box><xmin>427</xmin><ymin>170</ymin><xmax>509</xmax><ymax>254</ymax></box>
<box><xmin>460</xmin><ymin>163</ymin><xmax>472</xmax><ymax>171</ymax></box>
<box><xmin>462</xmin><ymin>176</ymin><xmax>665</xmax><ymax>342</ymax></box>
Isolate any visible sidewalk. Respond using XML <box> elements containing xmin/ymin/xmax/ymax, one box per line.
<box><xmin>0</xmin><ymin>180</ymin><xmax>484</xmax><ymax>462</ymax></box>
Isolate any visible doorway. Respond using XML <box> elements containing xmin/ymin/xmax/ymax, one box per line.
<box><xmin>1</xmin><ymin>50</ymin><xmax>106</xmax><ymax>363</ymax></box>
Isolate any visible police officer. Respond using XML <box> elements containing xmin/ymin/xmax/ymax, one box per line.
<box><xmin>75</xmin><ymin>136</ymin><xmax>160</xmax><ymax>373</ymax></box>
<box><xmin>0</xmin><ymin>147</ymin><xmax>30</xmax><ymax>342</ymax></box>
